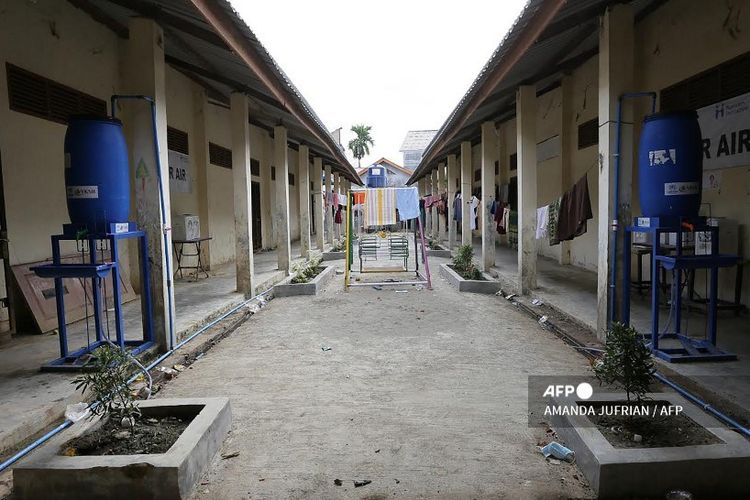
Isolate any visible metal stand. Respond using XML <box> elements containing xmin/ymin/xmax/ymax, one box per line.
<box><xmin>623</xmin><ymin>216</ymin><xmax>738</xmax><ymax>362</ymax></box>
<box><xmin>32</xmin><ymin>222</ymin><xmax>154</xmax><ymax>371</ymax></box>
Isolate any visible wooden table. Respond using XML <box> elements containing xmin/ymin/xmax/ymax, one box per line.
<box><xmin>172</xmin><ymin>236</ymin><xmax>212</xmax><ymax>281</ymax></box>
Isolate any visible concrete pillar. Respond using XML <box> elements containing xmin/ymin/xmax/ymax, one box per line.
<box><xmin>193</xmin><ymin>88</ymin><xmax>211</xmax><ymax>268</ymax></box>
<box><xmin>298</xmin><ymin>145</ymin><xmax>311</xmax><ymax>258</ymax></box>
<box><xmin>260</xmin><ymin>133</ymin><xmax>274</xmax><ymax>249</ymax></box>
<box><xmin>481</xmin><ymin>122</ymin><xmax>497</xmax><ymax>271</ymax></box>
<box><xmin>559</xmin><ymin>76</ymin><xmax>574</xmax><ymax>265</ymax></box>
<box><xmin>333</xmin><ymin>172</ymin><xmax>341</xmax><ymax>240</ymax></box>
<box><xmin>460</xmin><ymin>141</ymin><xmax>472</xmax><ymax>246</ymax></box>
<box><xmin>274</xmin><ymin>126</ymin><xmax>291</xmax><ymax>272</ymax></box>
<box><xmin>313</xmin><ymin>157</ymin><xmax>325</xmax><ymax>250</ymax></box>
<box><xmin>447</xmin><ymin>154</ymin><xmax>458</xmax><ymax>249</ymax></box>
<box><xmin>230</xmin><ymin>93</ymin><xmax>256</xmax><ymax>297</ymax></box>
<box><xmin>517</xmin><ymin>85</ymin><xmax>537</xmax><ymax>294</ymax></box>
<box><xmin>430</xmin><ymin>168</ymin><xmax>439</xmax><ymax>240</ymax></box>
<box><xmin>123</xmin><ymin>18</ymin><xmax>174</xmax><ymax>352</ymax></box>
<box><xmin>597</xmin><ymin>4</ymin><xmax>635</xmax><ymax>337</ymax></box>
<box><xmin>324</xmin><ymin>164</ymin><xmax>333</xmax><ymax>244</ymax></box>
<box><xmin>437</xmin><ymin>162</ymin><xmax>446</xmax><ymax>243</ymax></box>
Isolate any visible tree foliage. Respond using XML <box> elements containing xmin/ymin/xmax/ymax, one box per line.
<box><xmin>347</xmin><ymin>124</ymin><xmax>374</xmax><ymax>167</ymax></box>
<box><xmin>593</xmin><ymin>323</ymin><xmax>655</xmax><ymax>402</ymax></box>
<box><xmin>451</xmin><ymin>244</ymin><xmax>482</xmax><ymax>280</ymax></box>
<box><xmin>73</xmin><ymin>345</ymin><xmax>140</xmax><ymax>421</ymax></box>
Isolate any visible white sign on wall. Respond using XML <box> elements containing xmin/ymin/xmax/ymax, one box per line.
<box><xmin>168</xmin><ymin>150</ymin><xmax>191</xmax><ymax>193</ymax></box>
<box><xmin>697</xmin><ymin>91</ymin><xmax>750</xmax><ymax>170</ymax></box>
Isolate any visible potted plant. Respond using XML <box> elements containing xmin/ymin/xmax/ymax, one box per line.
<box><xmin>275</xmin><ymin>256</ymin><xmax>336</xmax><ymax>296</ymax></box>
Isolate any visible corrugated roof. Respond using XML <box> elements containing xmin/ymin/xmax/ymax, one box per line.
<box><xmin>399</xmin><ymin>130</ymin><xmax>438</xmax><ymax>152</ymax></box>
<box><xmin>408</xmin><ymin>0</ymin><xmax>661</xmax><ymax>184</ymax></box>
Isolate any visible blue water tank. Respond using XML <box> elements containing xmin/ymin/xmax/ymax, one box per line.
<box><xmin>367</xmin><ymin>166</ymin><xmax>387</xmax><ymax>188</ymax></box>
<box><xmin>638</xmin><ymin>111</ymin><xmax>703</xmax><ymax>218</ymax></box>
<box><xmin>64</xmin><ymin>117</ymin><xmax>131</xmax><ymax>229</ymax></box>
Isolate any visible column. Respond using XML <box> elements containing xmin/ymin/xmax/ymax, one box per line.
<box><xmin>229</xmin><ymin>93</ymin><xmax>256</xmax><ymax>297</ymax></box>
<box><xmin>597</xmin><ymin>3</ymin><xmax>635</xmax><ymax>337</ymax></box>
<box><xmin>313</xmin><ymin>157</ymin><xmax>325</xmax><ymax>250</ymax></box>
<box><xmin>122</xmin><ymin>18</ymin><xmax>174</xmax><ymax>352</ymax></box>
<box><xmin>260</xmin><ymin>132</ymin><xmax>274</xmax><ymax>249</ymax></box>
<box><xmin>437</xmin><ymin>162</ymin><xmax>446</xmax><ymax>243</ymax></box>
<box><xmin>447</xmin><ymin>154</ymin><xmax>458</xmax><ymax>249</ymax></box>
<box><xmin>274</xmin><ymin>126</ymin><xmax>291</xmax><ymax>272</ymax></box>
<box><xmin>517</xmin><ymin>85</ymin><xmax>537</xmax><ymax>294</ymax></box>
<box><xmin>431</xmin><ymin>168</ymin><xmax>439</xmax><ymax>240</ymax></box>
<box><xmin>193</xmin><ymin>87</ymin><xmax>211</xmax><ymax>268</ymax></box>
<box><xmin>460</xmin><ymin>141</ymin><xmax>472</xmax><ymax>246</ymax></box>
<box><xmin>298</xmin><ymin>145</ymin><xmax>311</xmax><ymax>258</ymax></box>
<box><xmin>481</xmin><ymin>122</ymin><xmax>497</xmax><ymax>271</ymax></box>
<box><xmin>559</xmin><ymin>75</ymin><xmax>573</xmax><ymax>265</ymax></box>
<box><xmin>324</xmin><ymin>164</ymin><xmax>333</xmax><ymax>244</ymax></box>
<box><xmin>333</xmin><ymin>172</ymin><xmax>341</xmax><ymax>240</ymax></box>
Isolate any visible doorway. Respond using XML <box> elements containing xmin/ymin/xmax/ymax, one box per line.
<box><xmin>251</xmin><ymin>181</ymin><xmax>262</xmax><ymax>250</ymax></box>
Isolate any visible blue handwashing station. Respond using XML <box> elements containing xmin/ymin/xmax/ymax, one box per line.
<box><xmin>621</xmin><ymin>100</ymin><xmax>739</xmax><ymax>362</ymax></box>
<box><xmin>31</xmin><ymin>96</ymin><xmax>172</xmax><ymax>370</ymax></box>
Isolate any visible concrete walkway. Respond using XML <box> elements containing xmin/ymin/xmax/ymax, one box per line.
<box><xmin>159</xmin><ymin>257</ymin><xmax>594</xmax><ymax>499</ymax></box>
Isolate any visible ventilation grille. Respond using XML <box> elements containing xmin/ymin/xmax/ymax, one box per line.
<box><xmin>6</xmin><ymin>63</ymin><xmax>106</xmax><ymax>124</ymax></box>
<box><xmin>209</xmin><ymin>142</ymin><xmax>232</xmax><ymax>169</ymax></box>
<box><xmin>577</xmin><ymin>118</ymin><xmax>598</xmax><ymax>150</ymax></box>
<box><xmin>167</xmin><ymin>126</ymin><xmax>189</xmax><ymax>155</ymax></box>
<box><xmin>250</xmin><ymin>158</ymin><xmax>260</xmax><ymax>176</ymax></box>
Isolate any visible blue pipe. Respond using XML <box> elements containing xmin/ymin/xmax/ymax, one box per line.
<box><xmin>111</xmin><ymin>95</ymin><xmax>176</xmax><ymax>348</ymax></box>
<box><xmin>0</xmin><ymin>286</ymin><xmax>275</xmax><ymax>473</ymax></box>
<box><xmin>654</xmin><ymin>372</ymin><xmax>750</xmax><ymax>438</ymax></box>
<box><xmin>609</xmin><ymin>92</ymin><xmax>657</xmax><ymax>328</ymax></box>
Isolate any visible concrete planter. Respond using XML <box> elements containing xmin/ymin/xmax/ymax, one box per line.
<box><xmin>274</xmin><ymin>265</ymin><xmax>337</xmax><ymax>297</ymax></box>
<box><xmin>439</xmin><ymin>263</ymin><xmax>501</xmax><ymax>294</ymax></box>
<box><xmin>550</xmin><ymin>392</ymin><xmax>750</xmax><ymax>499</ymax></box>
<box><xmin>14</xmin><ymin>398</ymin><xmax>231</xmax><ymax>500</ymax></box>
<box><xmin>426</xmin><ymin>245</ymin><xmax>452</xmax><ymax>258</ymax></box>
<box><xmin>321</xmin><ymin>251</ymin><xmax>345</xmax><ymax>261</ymax></box>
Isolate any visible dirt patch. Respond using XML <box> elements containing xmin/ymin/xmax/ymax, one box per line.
<box><xmin>581</xmin><ymin>400</ymin><xmax>721</xmax><ymax>448</ymax></box>
<box><xmin>447</xmin><ymin>264</ymin><xmax>486</xmax><ymax>281</ymax></box>
<box><xmin>64</xmin><ymin>415</ymin><xmax>193</xmax><ymax>456</ymax></box>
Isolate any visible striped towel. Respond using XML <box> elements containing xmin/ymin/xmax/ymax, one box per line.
<box><xmin>364</xmin><ymin>188</ymin><xmax>396</xmax><ymax>227</ymax></box>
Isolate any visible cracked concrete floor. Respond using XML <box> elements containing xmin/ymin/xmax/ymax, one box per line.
<box><xmin>159</xmin><ymin>260</ymin><xmax>594</xmax><ymax>499</ymax></box>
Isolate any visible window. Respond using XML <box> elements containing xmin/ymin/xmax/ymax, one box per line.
<box><xmin>509</xmin><ymin>153</ymin><xmax>518</xmax><ymax>171</ymax></box>
<box><xmin>167</xmin><ymin>126</ymin><xmax>189</xmax><ymax>155</ymax></box>
<box><xmin>209</xmin><ymin>142</ymin><xmax>232</xmax><ymax>169</ymax></box>
<box><xmin>577</xmin><ymin>118</ymin><xmax>598</xmax><ymax>149</ymax></box>
<box><xmin>288</xmin><ymin>173</ymin><xmax>295</xmax><ymax>186</ymax></box>
<box><xmin>6</xmin><ymin>63</ymin><xmax>106</xmax><ymax>124</ymax></box>
<box><xmin>494</xmin><ymin>160</ymin><xmax>499</xmax><ymax>176</ymax></box>
<box><xmin>474</xmin><ymin>169</ymin><xmax>481</xmax><ymax>182</ymax></box>
<box><xmin>250</xmin><ymin>158</ymin><xmax>260</xmax><ymax>176</ymax></box>
<box><xmin>661</xmin><ymin>51</ymin><xmax>750</xmax><ymax>111</ymax></box>
<box><xmin>271</xmin><ymin>166</ymin><xmax>276</xmax><ymax>181</ymax></box>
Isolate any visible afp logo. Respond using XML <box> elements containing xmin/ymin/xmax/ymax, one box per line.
<box><xmin>543</xmin><ymin>382</ymin><xmax>593</xmax><ymax>399</ymax></box>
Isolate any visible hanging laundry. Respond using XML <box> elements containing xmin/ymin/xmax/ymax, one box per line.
<box><xmin>364</xmin><ymin>188</ymin><xmax>397</xmax><ymax>227</ymax></box>
<box><xmin>395</xmin><ymin>187</ymin><xmax>420</xmax><ymax>220</ymax></box>
<box><xmin>353</xmin><ymin>191</ymin><xmax>366</xmax><ymax>205</ymax></box>
<box><xmin>493</xmin><ymin>201</ymin><xmax>508</xmax><ymax>234</ymax></box>
<box><xmin>535</xmin><ymin>205</ymin><xmax>549</xmax><ymax>240</ymax></box>
<box><xmin>557</xmin><ymin>173</ymin><xmax>593</xmax><ymax>242</ymax></box>
<box><xmin>547</xmin><ymin>197</ymin><xmax>561</xmax><ymax>246</ymax></box>
<box><xmin>335</xmin><ymin>205</ymin><xmax>342</xmax><ymax>224</ymax></box>
<box><xmin>498</xmin><ymin>184</ymin><xmax>509</xmax><ymax>204</ymax></box>
<box><xmin>469</xmin><ymin>195</ymin><xmax>480</xmax><ymax>230</ymax></box>
<box><xmin>453</xmin><ymin>193</ymin><xmax>462</xmax><ymax>222</ymax></box>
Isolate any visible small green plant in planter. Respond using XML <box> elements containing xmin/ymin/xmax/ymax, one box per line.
<box><xmin>73</xmin><ymin>344</ymin><xmax>140</xmax><ymax>425</ymax></box>
<box><xmin>451</xmin><ymin>244</ymin><xmax>483</xmax><ymax>280</ymax></box>
<box><xmin>593</xmin><ymin>322</ymin><xmax>655</xmax><ymax>402</ymax></box>
<box><xmin>330</xmin><ymin>239</ymin><xmax>345</xmax><ymax>252</ymax></box>
<box><xmin>291</xmin><ymin>256</ymin><xmax>324</xmax><ymax>284</ymax></box>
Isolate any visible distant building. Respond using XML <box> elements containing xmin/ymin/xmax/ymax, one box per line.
<box><xmin>399</xmin><ymin>130</ymin><xmax>438</xmax><ymax>170</ymax></box>
<box><xmin>357</xmin><ymin>158</ymin><xmax>413</xmax><ymax>188</ymax></box>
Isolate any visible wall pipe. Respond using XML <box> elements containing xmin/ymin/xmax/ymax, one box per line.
<box><xmin>609</xmin><ymin>92</ymin><xmax>657</xmax><ymax>328</ymax></box>
<box><xmin>0</xmin><ymin>285</ymin><xmax>275</xmax><ymax>473</ymax></box>
<box><xmin>111</xmin><ymin>95</ymin><xmax>176</xmax><ymax>349</ymax></box>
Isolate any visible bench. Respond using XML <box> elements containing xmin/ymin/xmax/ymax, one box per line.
<box><xmin>388</xmin><ymin>236</ymin><xmax>409</xmax><ymax>269</ymax></box>
<box><xmin>359</xmin><ymin>237</ymin><xmax>380</xmax><ymax>271</ymax></box>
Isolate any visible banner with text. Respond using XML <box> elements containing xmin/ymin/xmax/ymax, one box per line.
<box><xmin>698</xmin><ymin>91</ymin><xmax>750</xmax><ymax>170</ymax></box>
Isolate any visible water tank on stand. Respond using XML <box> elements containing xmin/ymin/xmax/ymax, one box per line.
<box><xmin>367</xmin><ymin>166</ymin><xmax>387</xmax><ymax>188</ymax></box>
<box><xmin>638</xmin><ymin>111</ymin><xmax>703</xmax><ymax>218</ymax></box>
<box><xmin>64</xmin><ymin>117</ymin><xmax>131</xmax><ymax>230</ymax></box>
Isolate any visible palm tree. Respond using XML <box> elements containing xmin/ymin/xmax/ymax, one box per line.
<box><xmin>347</xmin><ymin>124</ymin><xmax>374</xmax><ymax>168</ymax></box>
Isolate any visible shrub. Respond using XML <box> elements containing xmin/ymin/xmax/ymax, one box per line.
<box><xmin>593</xmin><ymin>322</ymin><xmax>655</xmax><ymax>402</ymax></box>
<box><xmin>451</xmin><ymin>244</ymin><xmax>482</xmax><ymax>280</ymax></box>
<box><xmin>73</xmin><ymin>345</ymin><xmax>140</xmax><ymax>422</ymax></box>
<box><xmin>291</xmin><ymin>256</ymin><xmax>323</xmax><ymax>284</ymax></box>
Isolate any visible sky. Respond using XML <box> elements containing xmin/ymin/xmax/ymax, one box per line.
<box><xmin>232</xmin><ymin>0</ymin><xmax>528</xmax><ymax>171</ymax></box>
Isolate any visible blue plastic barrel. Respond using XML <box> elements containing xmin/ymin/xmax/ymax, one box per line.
<box><xmin>367</xmin><ymin>166</ymin><xmax>387</xmax><ymax>188</ymax></box>
<box><xmin>638</xmin><ymin>111</ymin><xmax>703</xmax><ymax>218</ymax></box>
<box><xmin>64</xmin><ymin>117</ymin><xmax>131</xmax><ymax>229</ymax></box>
